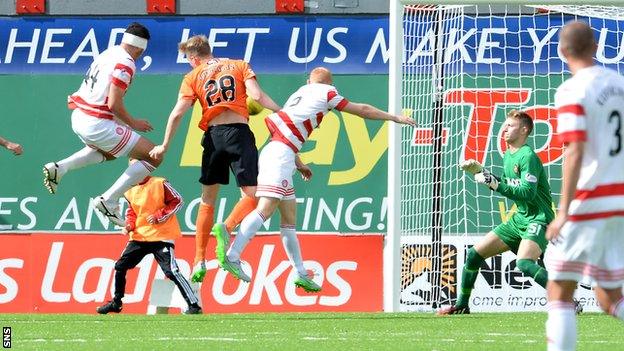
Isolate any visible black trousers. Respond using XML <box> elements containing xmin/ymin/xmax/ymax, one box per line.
<box><xmin>113</xmin><ymin>241</ymin><xmax>199</xmax><ymax>306</ymax></box>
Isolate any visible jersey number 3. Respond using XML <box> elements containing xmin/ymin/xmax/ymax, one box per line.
<box><xmin>609</xmin><ymin>110</ymin><xmax>622</xmax><ymax>156</ymax></box>
<box><xmin>204</xmin><ymin>75</ymin><xmax>236</xmax><ymax>107</ymax></box>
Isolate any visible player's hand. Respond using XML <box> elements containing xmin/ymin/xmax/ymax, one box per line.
<box><xmin>149</xmin><ymin>145</ymin><xmax>167</xmax><ymax>160</ymax></box>
<box><xmin>297</xmin><ymin>165</ymin><xmax>313</xmax><ymax>181</ymax></box>
<box><xmin>394</xmin><ymin>115</ymin><xmax>417</xmax><ymax>127</ymax></box>
<box><xmin>131</xmin><ymin>118</ymin><xmax>154</xmax><ymax>132</ymax></box>
<box><xmin>459</xmin><ymin>159</ymin><xmax>483</xmax><ymax>175</ymax></box>
<box><xmin>147</xmin><ymin>214</ymin><xmax>158</xmax><ymax>224</ymax></box>
<box><xmin>6</xmin><ymin>142</ymin><xmax>22</xmax><ymax>155</ymax></box>
<box><xmin>546</xmin><ymin>212</ymin><xmax>568</xmax><ymax>243</ymax></box>
<box><xmin>474</xmin><ymin>169</ymin><xmax>499</xmax><ymax>191</ymax></box>
<box><xmin>121</xmin><ymin>227</ymin><xmax>129</xmax><ymax>235</ymax></box>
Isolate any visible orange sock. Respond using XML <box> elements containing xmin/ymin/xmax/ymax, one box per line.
<box><xmin>194</xmin><ymin>203</ymin><xmax>214</xmax><ymax>265</ymax></box>
<box><xmin>225</xmin><ymin>196</ymin><xmax>258</xmax><ymax>233</ymax></box>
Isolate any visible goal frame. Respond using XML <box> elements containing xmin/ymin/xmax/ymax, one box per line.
<box><xmin>385</xmin><ymin>0</ymin><xmax>624</xmax><ymax>312</ymax></box>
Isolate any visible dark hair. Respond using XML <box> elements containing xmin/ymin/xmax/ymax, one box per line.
<box><xmin>507</xmin><ymin>109</ymin><xmax>534</xmax><ymax>135</ymax></box>
<box><xmin>125</xmin><ymin>22</ymin><xmax>150</xmax><ymax>40</ymax></box>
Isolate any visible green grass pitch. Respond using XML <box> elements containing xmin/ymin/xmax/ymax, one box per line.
<box><xmin>3</xmin><ymin>312</ymin><xmax>622</xmax><ymax>350</ymax></box>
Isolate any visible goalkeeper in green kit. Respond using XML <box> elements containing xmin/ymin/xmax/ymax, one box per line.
<box><xmin>438</xmin><ymin>110</ymin><xmax>581</xmax><ymax>315</ymax></box>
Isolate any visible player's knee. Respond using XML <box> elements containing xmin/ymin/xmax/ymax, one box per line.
<box><xmin>147</xmin><ymin>157</ymin><xmax>162</xmax><ymax>168</ymax></box>
<box><xmin>596</xmin><ymin>295</ymin><xmax>614</xmax><ymax>314</ymax></box>
<box><xmin>114</xmin><ymin>262</ymin><xmax>128</xmax><ymax>272</ymax></box>
<box><xmin>465</xmin><ymin>247</ymin><xmax>485</xmax><ymax>270</ymax></box>
<box><xmin>516</xmin><ymin>259</ymin><xmax>534</xmax><ymax>275</ymax></box>
<box><xmin>99</xmin><ymin>149</ymin><xmax>116</xmax><ymax>161</ymax></box>
<box><xmin>163</xmin><ymin>269</ymin><xmax>176</xmax><ymax>280</ymax></box>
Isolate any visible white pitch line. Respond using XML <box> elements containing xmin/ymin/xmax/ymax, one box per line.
<box><xmin>22</xmin><ymin>336</ymin><xmax>245</xmax><ymax>343</ymax></box>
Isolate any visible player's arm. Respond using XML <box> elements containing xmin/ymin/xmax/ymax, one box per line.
<box><xmin>557</xmin><ymin>141</ymin><xmax>584</xmax><ymax>218</ymax></box>
<box><xmin>107</xmin><ymin>84</ymin><xmax>153</xmax><ymax>132</ymax></box>
<box><xmin>124</xmin><ymin>201</ymin><xmax>137</xmax><ymax>234</ymax></box>
<box><xmin>0</xmin><ymin>136</ymin><xmax>22</xmax><ymax>155</ymax></box>
<box><xmin>148</xmin><ymin>181</ymin><xmax>184</xmax><ymax>224</ymax></box>
<box><xmin>341</xmin><ymin>102</ymin><xmax>416</xmax><ymax>126</ymax></box>
<box><xmin>495</xmin><ymin>155</ymin><xmax>540</xmax><ymax>201</ymax></box>
<box><xmin>149</xmin><ymin>98</ymin><xmax>194</xmax><ymax>160</ymax></box>
<box><xmin>547</xmin><ymin>141</ymin><xmax>584</xmax><ymax>241</ymax></box>
<box><xmin>295</xmin><ymin>154</ymin><xmax>312</xmax><ymax>181</ymax></box>
<box><xmin>245</xmin><ymin>78</ymin><xmax>281</xmax><ymax>112</ymax></box>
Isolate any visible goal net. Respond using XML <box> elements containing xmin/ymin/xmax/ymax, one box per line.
<box><xmin>387</xmin><ymin>2</ymin><xmax>624</xmax><ymax>312</ymax></box>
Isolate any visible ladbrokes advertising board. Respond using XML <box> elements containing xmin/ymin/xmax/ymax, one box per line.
<box><xmin>0</xmin><ymin>233</ymin><xmax>382</xmax><ymax>313</ymax></box>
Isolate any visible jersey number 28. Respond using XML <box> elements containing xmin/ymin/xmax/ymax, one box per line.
<box><xmin>204</xmin><ymin>75</ymin><xmax>236</xmax><ymax>107</ymax></box>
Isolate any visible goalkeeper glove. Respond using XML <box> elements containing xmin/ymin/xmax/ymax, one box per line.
<box><xmin>459</xmin><ymin>159</ymin><xmax>483</xmax><ymax>175</ymax></box>
<box><xmin>474</xmin><ymin>169</ymin><xmax>499</xmax><ymax>191</ymax></box>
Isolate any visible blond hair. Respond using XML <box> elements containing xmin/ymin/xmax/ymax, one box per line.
<box><xmin>507</xmin><ymin>109</ymin><xmax>534</xmax><ymax>135</ymax></box>
<box><xmin>178</xmin><ymin>35</ymin><xmax>212</xmax><ymax>58</ymax></box>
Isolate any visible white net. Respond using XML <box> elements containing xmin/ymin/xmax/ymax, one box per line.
<box><xmin>397</xmin><ymin>4</ymin><xmax>624</xmax><ymax>312</ymax></box>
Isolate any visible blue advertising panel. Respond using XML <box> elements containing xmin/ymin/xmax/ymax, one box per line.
<box><xmin>0</xmin><ymin>15</ymin><xmax>622</xmax><ymax>74</ymax></box>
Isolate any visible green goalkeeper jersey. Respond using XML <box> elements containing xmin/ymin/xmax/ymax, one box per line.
<box><xmin>495</xmin><ymin>144</ymin><xmax>554</xmax><ymax>225</ymax></box>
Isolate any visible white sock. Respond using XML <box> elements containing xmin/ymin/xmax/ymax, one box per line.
<box><xmin>102</xmin><ymin>161</ymin><xmax>154</xmax><ymax>202</ymax></box>
<box><xmin>610</xmin><ymin>297</ymin><xmax>624</xmax><ymax>320</ymax></box>
<box><xmin>227</xmin><ymin>211</ymin><xmax>265</xmax><ymax>261</ymax></box>
<box><xmin>280</xmin><ymin>225</ymin><xmax>306</xmax><ymax>277</ymax></box>
<box><xmin>546</xmin><ymin>301</ymin><xmax>577</xmax><ymax>351</ymax></box>
<box><xmin>57</xmin><ymin>147</ymin><xmax>104</xmax><ymax>174</ymax></box>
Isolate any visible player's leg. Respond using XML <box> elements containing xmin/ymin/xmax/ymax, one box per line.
<box><xmin>43</xmin><ymin>146</ymin><xmax>107</xmax><ymax>194</ymax></box>
<box><xmin>546</xmin><ymin>280</ymin><xmax>578</xmax><ymax>351</ymax></box>
<box><xmin>516</xmin><ymin>241</ymin><xmax>547</xmax><ymax>288</ymax></box>
<box><xmin>96</xmin><ymin>136</ymin><xmax>161</xmax><ymax>225</ymax></box>
<box><xmin>438</xmin><ymin>229</ymin><xmax>509</xmax><ymax>315</ymax></box>
<box><xmin>190</xmin><ymin>184</ymin><xmax>219</xmax><ymax>283</ymax></box>
<box><xmin>543</xmin><ymin>219</ymin><xmax>593</xmax><ymax>350</ymax></box>
<box><xmin>211</xmin><ymin>186</ymin><xmax>256</xmax><ymax>280</ymax></box>
<box><xmin>224</xmin><ymin>188</ymin><xmax>257</xmax><ymax>234</ymax></box>
<box><xmin>218</xmin><ymin>139</ymin><xmax>284</xmax><ymax>281</ymax></box>
<box><xmin>44</xmin><ymin>110</ymin><xmax>111</xmax><ymax>194</ymax></box>
<box><xmin>591</xmin><ymin>218</ymin><xmax>624</xmax><ymax>320</ymax></box>
<box><xmin>97</xmin><ymin>241</ymin><xmax>147</xmax><ymax>314</ymax></box>
<box><xmin>595</xmin><ymin>286</ymin><xmax>624</xmax><ymax>319</ymax></box>
<box><xmin>191</xmin><ymin>127</ymin><xmax>230</xmax><ymax>282</ymax></box>
<box><xmin>151</xmin><ymin>242</ymin><xmax>202</xmax><ymax>314</ymax></box>
<box><xmin>221</xmin><ymin>122</ymin><xmax>260</xmax><ymax>234</ymax></box>
<box><xmin>221</xmin><ymin>196</ymin><xmax>280</xmax><ymax>282</ymax></box>
<box><xmin>516</xmin><ymin>222</ymin><xmax>549</xmax><ymax>287</ymax></box>
<box><xmin>278</xmin><ymin>199</ymin><xmax>321</xmax><ymax>293</ymax></box>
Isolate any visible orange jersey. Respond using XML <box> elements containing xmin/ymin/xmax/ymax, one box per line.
<box><xmin>178</xmin><ymin>58</ymin><xmax>256</xmax><ymax>131</ymax></box>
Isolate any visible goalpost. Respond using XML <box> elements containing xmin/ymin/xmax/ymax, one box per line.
<box><xmin>386</xmin><ymin>1</ymin><xmax>624</xmax><ymax>312</ymax></box>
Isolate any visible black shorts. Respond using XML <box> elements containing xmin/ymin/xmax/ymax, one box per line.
<box><xmin>200</xmin><ymin>123</ymin><xmax>258</xmax><ymax>186</ymax></box>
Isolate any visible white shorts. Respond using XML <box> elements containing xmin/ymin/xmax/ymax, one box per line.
<box><xmin>71</xmin><ymin>109</ymin><xmax>140</xmax><ymax>157</ymax></box>
<box><xmin>545</xmin><ymin>216</ymin><xmax>624</xmax><ymax>289</ymax></box>
<box><xmin>256</xmin><ymin>141</ymin><xmax>296</xmax><ymax>200</ymax></box>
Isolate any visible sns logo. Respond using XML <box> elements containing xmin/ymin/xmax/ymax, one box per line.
<box><xmin>445</xmin><ymin>89</ymin><xmax>563</xmax><ymax>166</ymax></box>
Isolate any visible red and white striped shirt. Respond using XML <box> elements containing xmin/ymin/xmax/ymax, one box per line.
<box><xmin>556</xmin><ymin>65</ymin><xmax>624</xmax><ymax>220</ymax></box>
<box><xmin>265</xmin><ymin>83</ymin><xmax>348</xmax><ymax>152</ymax></box>
<box><xmin>69</xmin><ymin>46</ymin><xmax>136</xmax><ymax>120</ymax></box>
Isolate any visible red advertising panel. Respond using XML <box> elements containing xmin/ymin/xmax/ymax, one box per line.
<box><xmin>0</xmin><ymin>233</ymin><xmax>382</xmax><ymax>313</ymax></box>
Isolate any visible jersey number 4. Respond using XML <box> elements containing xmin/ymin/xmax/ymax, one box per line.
<box><xmin>204</xmin><ymin>75</ymin><xmax>236</xmax><ymax>107</ymax></box>
<box><xmin>83</xmin><ymin>65</ymin><xmax>100</xmax><ymax>90</ymax></box>
<box><xmin>609</xmin><ymin>110</ymin><xmax>622</xmax><ymax>156</ymax></box>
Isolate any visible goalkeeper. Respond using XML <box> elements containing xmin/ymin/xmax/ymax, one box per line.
<box><xmin>439</xmin><ymin>109</ymin><xmax>567</xmax><ymax>315</ymax></box>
